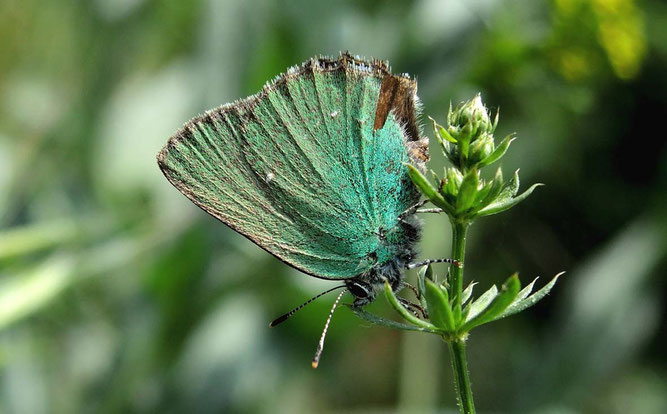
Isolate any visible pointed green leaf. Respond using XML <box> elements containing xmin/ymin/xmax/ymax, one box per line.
<box><xmin>384</xmin><ymin>281</ymin><xmax>438</xmax><ymax>330</ymax></box>
<box><xmin>406</xmin><ymin>164</ymin><xmax>454</xmax><ymax>214</ymax></box>
<box><xmin>471</xmin><ymin>178</ymin><xmax>492</xmax><ymax>208</ymax></box>
<box><xmin>417</xmin><ymin>266</ymin><xmax>429</xmax><ymax>310</ymax></box>
<box><xmin>424</xmin><ymin>279</ymin><xmax>455</xmax><ymax>331</ymax></box>
<box><xmin>429</xmin><ymin>117</ymin><xmax>447</xmax><ymax>155</ymax></box>
<box><xmin>477</xmin><ymin>183</ymin><xmax>543</xmax><ymax>217</ymax></box>
<box><xmin>495</xmin><ymin>169</ymin><xmax>520</xmax><ymax>203</ymax></box>
<box><xmin>443</xmin><ymin>168</ymin><xmax>459</xmax><ymax>198</ymax></box>
<box><xmin>465</xmin><ymin>285</ymin><xmax>498</xmax><ymax>321</ymax></box>
<box><xmin>474</xmin><ymin>168</ymin><xmax>504</xmax><ymax>211</ymax></box>
<box><xmin>347</xmin><ymin>305</ymin><xmax>441</xmax><ymax>333</ymax></box>
<box><xmin>429</xmin><ymin>116</ymin><xmax>457</xmax><ymax>144</ymax></box>
<box><xmin>477</xmin><ymin>135</ymin><xmax>515</xmax><ymax>168</ymax></box>
<box><xmin>430</xmin><ymin>121</ymin><xmax>458</xmax><ymax>165</ymax></box>
<box><xmin>492</xmin><ymin>108</ymin><xmax>499</xmax><ymax>132</ymax></box>
<box><xmin>497</xmin><ymin>272</ymin><xmax>564</xmax><ymax>319</ymax></box>
<box><xmin>430</xmin><ymin>170</ymin><xmax>440</xmax><ymax>185</ymax></box>
<box><xmin>515</xmin><ymin>277</ymin><xmax>538</xmax><ymax>302</ymax></box>
<box><xmin>459</xmin><ymin>136</ymin><xmax>470</xmax><ymax>161</ymax></box>
<box><xmin>461</xmin><ymin>274</ymin><xmax>521</xmax><ymax>332</ymax></box>
<box><xmin>439</xmin><ymin>125</ymin><xmax>457</xmax><ymax>144</ymax></box>
<box><xmin>456</xmin><ymin>169</ymin><xmax>479</xmax><ymax>213</ymax></box>
<box><xmin>424</xmin><ymin>263</ymin><xmax>434</xmax><ymax>281</ymax></box>
<box><xmin>461</xmin><ymin>282</ymin><xmax>477</xmax><ymax>305</ymax></box>
<box><xmin>418</xmin><ymin>266</ymin><xmax>427</xmax><ymax>289</ymax></box>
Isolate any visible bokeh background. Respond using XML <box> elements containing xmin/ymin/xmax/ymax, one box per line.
<box><xmin>1</xmin><ymin>0</ymin><xmax>666</xmax><ymax>413</ymax></box>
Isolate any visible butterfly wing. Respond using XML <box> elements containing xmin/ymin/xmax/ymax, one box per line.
<box><xmin>157</xmin><ymin>54</ymin><xmax>428</xmax><ymax>280</ymax></box>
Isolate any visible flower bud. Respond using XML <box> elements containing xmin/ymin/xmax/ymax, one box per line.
<box><xmin>437</xmin><ymin>94</ymin><xmax>501</xmax><ymax>171</ymax></box>
<box><xmin>409</xmin><ymin>93</ymin><xmax>540</xmax><ymax>223</ymax></box>
<box><xmin>468</xmin><ymin>132</ymin><xmax>495</xmax><ymax>165</ymax></box>
<box><xmin>448</xmin><ymin>94</ymin><xmax>493</xmax><ymax>143</ymax></box>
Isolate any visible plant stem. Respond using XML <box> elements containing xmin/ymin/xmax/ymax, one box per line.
<box><xmin>449</xmin><ymin>221</ymin><xmax>469</xmax><ymax>314</ymax></box>
<box><xmin>448</xmin><ymin>339</ymin><xmax>475</xmax><ymax>414</ymax></box>
<box><xmin>448</xmin><ymin>220</ymin><xmax>475</xmax><ymax>413</ymax></box>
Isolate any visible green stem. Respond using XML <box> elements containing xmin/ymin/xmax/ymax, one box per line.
<box><xmin>449</xmin><ymin>221</ymin><xmax>469</xmax><ymax>315</ymax></box>
<box><xmin>448</xmin><ymin>221</ymin><xmax>475</xmax><ymax>413</ymax></box>
<box><xmin>448</xmin><ymin>339</ymin><xmax>475</xmax><ymax>414</ymax></box>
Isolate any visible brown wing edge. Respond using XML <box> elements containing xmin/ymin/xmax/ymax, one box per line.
<box><xmin>156</xmin><ymin>52</ymin><xmax>428</xmax><ymax>281</ymax></box>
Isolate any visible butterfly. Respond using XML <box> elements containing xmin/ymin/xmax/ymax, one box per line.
<box><xmin>157</xmin><ymin>53</ymin><xmax>455</xmax><ymax>366</ymax></box>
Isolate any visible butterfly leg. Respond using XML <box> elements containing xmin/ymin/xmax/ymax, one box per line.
<box><xmin>400</xmin><ymin>299</ymin><xmax>427</xmax><ymax>319</ymax></box>
<box><xmin>397</xmin><ymin>199</ymin><xmax>429</xmax><ymax>222</ymax></box>
<box><xmin>399</xmin><ymin>283</ymin><xmax>428</xmax><ymax>318</ymax></box>
<box><xmin>416</xmin><ymin>208</ymin><xmax>444</xmax><ymax>214</ymax></box>
<box><xmin>406</xmin><ymin>258</ymin><xmax>462</xmax><ymax>269</ymax></box>
<box><xmin>397</xmin><ymin>297</ymin><xmax>427</xmax><ymax>319</ymax></box>
<box><xmin>402</xmin><ymin>282</ymin><xmax>421</xmax><ymax>300</ymax></box>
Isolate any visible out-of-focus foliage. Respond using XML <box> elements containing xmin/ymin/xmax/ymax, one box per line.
<box><xmin>0</xmin><ymin>0</ymin><xmax>665</xmax><ymax>413</ymax></box>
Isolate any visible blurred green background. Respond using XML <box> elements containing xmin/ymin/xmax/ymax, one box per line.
<box><xmin>1</xmin><ymin>0</ymin><xmax>666</xmax><ymax>413</ymax></box>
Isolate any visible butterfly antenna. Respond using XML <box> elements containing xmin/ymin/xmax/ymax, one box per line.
<box><xmin>406</xmin><ymin>258</ymin><xmax>461</xmax><ymax>269</ymax></box>
<box><xmin>312</xmin><ymin>289</ymin><xmax>346</xmax><ymax>369</ymax></box>
<box><xmin>269</xmin><ymin>285</ymin><xmax>345</xmax><ymax>327</ymax></box>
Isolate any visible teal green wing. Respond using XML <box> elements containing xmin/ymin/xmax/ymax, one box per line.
<box><xmin>157</xmin><ymin>54</ymin><xmax>428</xmax><ymax>280</ymax></box>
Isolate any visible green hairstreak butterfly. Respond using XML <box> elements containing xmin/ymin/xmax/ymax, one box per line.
<box><xmin>157</xmin><ymin>53</ymin><xmax>455</xmax><ymax>366</ymax></box>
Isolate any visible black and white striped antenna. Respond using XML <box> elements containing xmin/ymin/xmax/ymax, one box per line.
<box><xmin>312</xmin><ymin>289</ymin><xmax>346</xmax><ymax>369</ymax></box>
<box><xmin>269</xmin><ymin>285</ymin><xmax>345</xmax><ymax>327</ymax></box>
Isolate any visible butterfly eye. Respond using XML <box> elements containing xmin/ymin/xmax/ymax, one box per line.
<box><xmin>346</xmin><ymin>280</ymin><xmax>372</xmax><ymax>298</ymax></box>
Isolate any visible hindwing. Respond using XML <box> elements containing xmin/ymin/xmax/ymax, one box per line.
<box><xmin>158</xmin><ymin>53</ymin><xmax>428</xmax><ymax>280</ymax></box>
